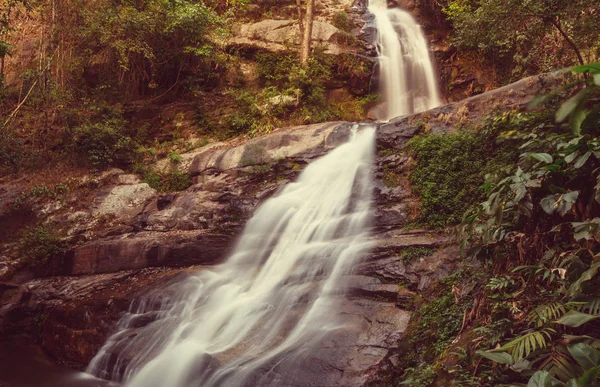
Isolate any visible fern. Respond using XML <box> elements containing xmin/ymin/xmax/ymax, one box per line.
<box><xmin>501</xmin><ymin>328</ymin><xmax>556</xmax><ymax>361</ymax></box>
<box><xmin>528</xmin><ymin>302</ymin><xmax>567</xmax><ymax>327</ymax></box>
<box><xmin>579</xmin><ymin>299</ymin><xmax>600</xmax><ymax>315</ymax></box>
<box><xmin>534</xmin><ymin>348</ymin><xmax>579</xmax><ymax>382</ymax></box>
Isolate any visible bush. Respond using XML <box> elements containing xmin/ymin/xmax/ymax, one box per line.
<box><xmin>20</xmin><ymin>225</ymin><xmax>65</xmax><ymax>267</ymax></box>
<box><xmin>74</xmin><ymin>117</ymin><xmax>137</xmax><ymax>168</ymax></box>
<box><xmin>0</xmin><ymin>129</ymin><xmax>28</xmax><ymax>174</ymax></box>
<box><xmin>141</xmin><ymin>168</ymin><xmax>192</xmax><ymax>192</ymax></box>
<box><xmin>332</xmin><ymin>11</ymin><xmax>353</xmax><ymax>32</ymax></box>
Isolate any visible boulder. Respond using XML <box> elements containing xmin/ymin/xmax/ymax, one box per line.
<box><xmin>62</xmin><ymin>232</ymin><xmax>232</xmax><ymax>276</ymax></box>
<box><xmin>188</xmin><ymin>121</ymin><xmax>353</xmax><ymax>174</ymax></box>
<box><xmin>231</xmin><ymin>19</ymin><xmax>345</xmax><ymax>54</ymax></box>
<box><xmin>92</xmin><ymin>183</ymin><xmax>157</xmax><ymax>219</ymax></box>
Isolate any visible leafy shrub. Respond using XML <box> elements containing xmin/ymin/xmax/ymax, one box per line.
<box><xmin>141</xmin><ymin>168</ymin><xmax>192</xmax><ymax>192</ymax></box>
<box><xmin>0</xmin><ymin>129</ymin><xmax>28</xmax><ymax>174</ymax></box>
<box><xmin>74</xmin><ymin>117</ymin><xmax>137</xmax><ymax>168</ymax></box>
<box><xmin>20</xmin><ymin>225</ymin><xmax>65</xmax><ymax>267</ymax></box>
<box><xmin>255</xmin><ymin>50</ymin><xmax>331</xmax><ymax>106</ymax></box>
<box><xmin>332</xmin><ymin>11</ymin><xmax>353</xmax><ymax>32</ymax></box>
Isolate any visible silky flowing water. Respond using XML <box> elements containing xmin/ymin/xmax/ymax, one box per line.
<box><xmin>87</xmin><ymin>126</ymin><xmax>376</xmax><ymax>386</ymax></box>
<box><xmin>369</xmin><ymin>0</ymin><xmax>441</xmax><ymax>120</ymax></box>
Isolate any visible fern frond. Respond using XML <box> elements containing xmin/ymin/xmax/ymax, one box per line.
<box><xmin>528</xmin><ymin>302</ymin><xmax>567</xmax><ymax>327</ymax></box>
<box><xmin>579</xmin><ymin>298</ymin><xmax>600</xmax><ymax>315</ymax></box>
<box><xmin>534</xmin><ymin>348</ymin><xmax>579</xmax><ymax>382</ymax></box>
<box><xmin>502</xmin><ymin>328</ymin><xmax>556</xmax><ymax>361</ymax></box>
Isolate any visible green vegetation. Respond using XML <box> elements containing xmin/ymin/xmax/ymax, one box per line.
<box><xmin>382</xmin><ymin>166</ymin><xmax>402</xmax><ymax>188</ymax></box>
<box><xmin>400</xmin><ymin>246</ymin><xmax>435</xmax><ymax>264</ymax></box>
<box><xmin>332</xmin><ymin>11</ymin><xmax>353</xmax><ymax>32</ymax></box>
<box><xmin>403</xmin><ymin>64</ymin><xmax>600</xmax><ymax>386</ymax></box>
<box><xmin>400</xmin><ymin>271</ymin><xmax>470</xmax><ymax>385</ymax></box>
<box><xmin>19</xmin><ymin>225</ymin><xmax>65</xmax><ymax>267</ymax></box>
<box><xmin>407</xmin><ymin>131</ymin><xmax>490</xmax><ymax>228</ymax></box>
<box><xmin>74</xmin><ymin>117</ymin><xmax>137</xmax><ymax>168</ymax></box>
<box><xmin>441</xmin><ymin>0</ymin><xmax>600</xmax><ymax>80</ymax></box>
<box><xmin>460</xmin><ymin>63</ymin><xmax>600</xmax><ymax>386</ymax></box>
<box><xmin>0</xmin><ymin>0</ymin><xmax>374</xmax><ymax>178</ymax></box>
<box><xmin>407</xmin><ymin>108</ymin><xmax>552</xmax><ymax>228</ymax></box>
<box><xmin>139</xmin><ymin>167</ymin><xmax>192</xmax><ymax>193</ymax></box>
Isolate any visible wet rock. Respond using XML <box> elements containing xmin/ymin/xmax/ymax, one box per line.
<box><xmin>346</xmin><ymin>275</ymin><xmax>399</xmax><ymax>302</ymax></box>
<box><xmin>62</xmin><ymin>232</ymin><xmax>231</xmax><ymax>275</ymax></box>
<box><xmin>188</xmin><ymin>121</ymin><xmax>348</xmax><ymax>174</ymax></box>
<box><xmin>0</xmin><ymin>268</ymin><xmax>193</xmax><ymax>366</ymax></box>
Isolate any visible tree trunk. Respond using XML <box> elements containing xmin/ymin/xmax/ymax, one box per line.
<box><xmin>300</xmin><ymin>0</ymin><xmax>314</xmax><ymax>67</ymax></box>
<box><xmin>296</xmin><ymin>0</ymin><xmax>304</xmax><ymax>37</ymax></box>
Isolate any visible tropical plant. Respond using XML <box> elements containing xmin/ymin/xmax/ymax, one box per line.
<box><xmin>464</xmin><ymin>63</ymin><xmax>600</xmax><ymax>385</ymax></box>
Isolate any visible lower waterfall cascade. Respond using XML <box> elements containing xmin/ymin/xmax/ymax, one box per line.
<box><xmin>368</xmin><ymin>0</ymin><xmax>441</xmax><ymax>121</ymax></box>
<box><xmin>87</xmin><ymin>125</ymin><xmax>376</xmax><ymax>386</ymax></box>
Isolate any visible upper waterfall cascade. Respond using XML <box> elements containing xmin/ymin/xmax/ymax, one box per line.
<box><xmin>87</xmin><ymin>126</ymin><xmax>376</xmax><ymax>386</ymax></box>
<box><xmin>369</xmin><ymin>0</ymin><xmax>441</xmax><ymax>121</ymax></box>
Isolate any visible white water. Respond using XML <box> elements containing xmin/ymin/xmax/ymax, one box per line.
<box><xmin>87</xmin><ymin>125</ymin><xmax>376</xmax><ymax>386</ymax></box>
<box><xmin>369</xmin><ymin>0</ymin><xmax>441</xmax><ymax>121</ymax></box>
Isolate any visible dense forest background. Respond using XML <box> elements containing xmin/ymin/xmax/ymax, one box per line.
<box><xmin>0</xmin><ymin>0</ymin><xmax>598</xmax><ymax>179</ymax></box>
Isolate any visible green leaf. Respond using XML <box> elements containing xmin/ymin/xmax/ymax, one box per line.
<box><xmin>568</xmin><ymin>343</ymin><xmax>600</xmax><ymax>369</ymax></box>
<box><xmin>569</xmin><ymin>104</ymin><xmax>588</xmax><ymax>136</ymax></box>
<box><xmin>565</xmin><ymin>151</ymin><xmax>580</xmax><ymax>163</ymax></box>
<box><xmin>527</xmin><ymin>371</ymin><xmax>553</xmax><ymax>387</ymax></box>
<box><xmin>572</xmin><ymin>63</ymin><xmax>600</xmax><ymax>75</ymax></box>
<box><xmin>577</xmin><ymin>365</ymin><xmax>600</xmax><ymax>386</ymax></box>
<box><xmin>568</xmin><ymin>260</ymin><xmax>600</xmax><ymax>297</ymax></box>
<box><xmin>540</xmin><ymin>192</ymin><xmax>579</xmax><ymax>216</ymax></box>
<box><xmin>557</xmin><ymin>89</ymin><xmax>586</xmax><ymax>123</ymax></box>
<box><xmin>574</xmin><ymin>152</ymin><xmax>592</xmax><ymax>169</ymax></box>
<box><xmin>566</xmin><ymin>379</ymin><xmax>578</xmax><ymax>387</ymax></box>
<box><xmin>477</xmin><ymin>350</ymin><xmax>514</xmax><ymax>365</ymax></box>
<box><xmin>528</xmin><ymin>153</ymin><xmax>554</xmax><ymax>164</ymax></box>
<box><xmin>557</xmin><ymin>311</ymin><xmax>599</xmax><ymax>328</ymax></box>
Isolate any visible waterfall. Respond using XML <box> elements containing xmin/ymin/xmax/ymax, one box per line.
<box><xmin>369</xmin><ymin>0</ymin><xmax>441</xmax><ymax>121</ymax></box>
<box><xmin>87</xmin><ymin>125</ymin><xmax>376</xmax><ymax>386</ymax></box>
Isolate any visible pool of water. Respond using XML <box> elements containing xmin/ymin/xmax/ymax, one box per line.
<box><xmin>0</xmin><ymin>335</ymin><xmax>116</xmax><ymax>387</ymax></box>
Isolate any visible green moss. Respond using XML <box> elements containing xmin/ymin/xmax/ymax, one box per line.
<box><xmin>378</xmin><ymin>148</ymin><xmax>396</xmax><ymax>157</ymax></box>
<box><xmin>401</xmin><ymin>246</ymin><xmax>435</xmax><ymax>264</ymax></box>
<box><xmin>382</xmin><ymin>166</ymin><xmax>402</xmax><ymax>188</ymax></box>
<box><xmin>414</xmin><ymin>293</ymin><xmax>464</xmax><ymax>356</ymax></box>
<box><xmin>250</xmin><ymin>164</ymin><xmax>271</xmax><ymax>175</ymax></box>
<box><xmin>407</xmin><ymin>131</ymin><xmax>488</xmax><ymax>228</ymax></box>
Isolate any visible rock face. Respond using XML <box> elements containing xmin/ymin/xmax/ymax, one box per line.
<box><xmin>0</xmin><ymin>72</ymin><xmax>566</xmax><ymax>384</ymax></box>
<box><xmin>232</xmin><ymin>20</ymin><xmax>346</xmax><ymax>54</ymax></box>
